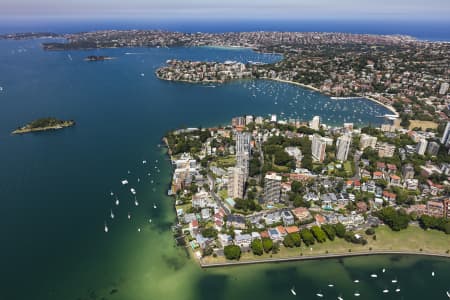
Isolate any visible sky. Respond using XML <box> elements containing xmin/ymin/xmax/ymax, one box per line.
<box><xmin>2</xmin><ymin>0</ymin><xmax>450</xmax><ymax>21</ymax></box>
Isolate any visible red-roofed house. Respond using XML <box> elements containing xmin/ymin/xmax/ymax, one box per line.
<box><xmin>189</xmin><ymin>220</ymin><xmax>199</xmax><ymax>235</ymax></box>
<box><xmin>260</xmin><ymin>231</ymin><xmax>269</xmax><ymax>239</ymax></box>
<box><xmin>285</xmin><ymin>226</ymin><xmax>300</xmax><ymax>234</ymax></box>
<box><xmin>373</xmin><ymin>171</ymin><xmax>384</xmax><ymax>180</ymax></box>
<box><xmin>315</xmin><ymin>214</ymin><xmax>326</xmax><ymax>226</ymax></box>
<box><xmin>356</xmin><ymin>201</ymin><xmax>368</xmax><ymax>212</ymax></box>
<box><xmin>383</xmin><ymin>191</ymin><xmax>397</xmax><ymax>202</ymax></box>
<box><xmin>276</xmin><ymin>225</ymin><xmax>287</xmax><ymax>237</ymax></box>
<box><xmin>387</xmin><ymin>164</ymin><xmax>397</xmax><ymax>173</ymax></box>
<box><xmin>345</xmin><ymin>180</ymin><xmax>354</xmax><ymax>189</ymax></box>
<box><xmin>389</xmin><ymin>175</ymin><xmax>401</xmax><ymax>186</ymax></box>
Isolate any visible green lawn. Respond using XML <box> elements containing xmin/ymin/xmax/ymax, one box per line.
<box><xmin>218</xmin><ymin>189</ymin><xmax>228</xmax><ymax>200</ymax></box>
<box><xmin>343</xmin><ymin>161</ymin><xmax>353</xmax><ymax>176</ymax></box>
<box><xmin>213</xmin><ymin>155</ymin><xmax>236</xmax><ymax>168</ymax></box>
<box><xmin>201</xmin><ymin>225</ymin><xmax>450</xmax><ymax>264</ymax></box>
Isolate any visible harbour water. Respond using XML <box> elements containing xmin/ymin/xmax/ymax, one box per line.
<box><xmin>0</xmin><ymin>39</ymin><xmax>449</xmax><ymax>300</ymax></box>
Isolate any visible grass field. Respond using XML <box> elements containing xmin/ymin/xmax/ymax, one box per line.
<box><xmin>408</xmin><ymin>120</ymin><xmax>439</xmax><ymax>130</ymax></box>
<box><xmin>218</xmin><ymin>189</ymin><xmax>228</xmax><ymax>200</ymax></box>
<box><xmin>213</xmin><ymin>155</ymin><xmax>236</xmax><ymax>168</ymax></box>
<box><xmin>343</xmin><ymin>161</ymin><xmax>353</xmax><ymax>176</ymax></box>
<box><xmin>201</xmin><ymin>225</ymin><xmax>450</xmax><ymax>265</ymax></box>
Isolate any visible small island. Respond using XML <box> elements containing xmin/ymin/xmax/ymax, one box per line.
<box><xmin>12</xmin><ymin>117</ymin><xmax>75</xmax><ymax>134</ymax></box>
<box><xmin>84</xmin><ymin>55</ymin><xmax>113</xmax><ymax>61</ymax></box>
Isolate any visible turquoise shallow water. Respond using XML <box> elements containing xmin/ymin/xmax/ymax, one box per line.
<box><xmin>0</xmin><ymin>39</ymin><xmax>448</xmax><ymax>300</ymax></box>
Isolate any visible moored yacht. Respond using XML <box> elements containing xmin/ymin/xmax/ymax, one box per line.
<box><xmin>290</xmin><ymin>287</ymin><xmax>296</xmax><ymax>296</ymax></box>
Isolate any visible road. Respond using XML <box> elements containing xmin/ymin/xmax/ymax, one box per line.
<box><xmin>207</xmin><ymin>173</ymin><xmax>231</xmax><ymax>216</ymax></box>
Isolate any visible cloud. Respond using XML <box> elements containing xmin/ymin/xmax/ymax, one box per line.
<box><xmin>1</xmin><ymin>0</ymin><xmax>449</xmax><ymax>20</ymax></box>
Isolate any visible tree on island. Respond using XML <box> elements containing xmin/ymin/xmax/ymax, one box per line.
<box><xmin>224</xmin><ymin>245</ymin><xmax>241</xmax><ymax>260</ymax></box>
<box><xmin>27</xmin><ymin>117</ymin><xmax>72</xmax><ymax>129</ymax></box>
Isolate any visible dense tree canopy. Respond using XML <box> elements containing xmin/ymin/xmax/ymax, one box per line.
<box><xmin>224</xmin><ymin>245</ymin><xmax>241</xmax><ymax>260</ymax></box>
<box><xmin>251</xmin><ymin>239</ymin><xmax>264</xmax><ymax>255</ymax></box>
<box><xmin>283</xmin><ymin>233</ymin><xmax>301</xmax><ymax>248</ymax></box>
<box><xmin>300</xmin><ymin>228</ymin><xmax>315</xmax><ymax>246</ymax></box>
<box><xmin>262</xmin><ymin>237</ymin><xmax>273</xmax><ymax>253</ymax></box>
<box><xmin>311</xmin><ymin>226</ymin><xmax>327</xmax><ymax>243</ymax></box>
<box><xmin>376</xmin><ymin>207</ymin><xmax>410</xmax><ymax>231</ymax></box>
<box><xmin>334</xmin><ymin>223</ymin><xmax>346</xmax><ymax>238</ymax></box>
<box><xmin>321</xmin><ymin>224</ymin><xmax>336</xmax><ymax>241</ymax></box>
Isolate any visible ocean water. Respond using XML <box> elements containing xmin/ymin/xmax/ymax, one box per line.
<box><xmin>0</xmin><ymin>38</ymin><xmax>448</xmax><ymax>300</ymax></box>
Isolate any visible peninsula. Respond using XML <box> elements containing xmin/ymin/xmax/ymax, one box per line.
<box><xmin>165</xmin><ymin>113</ymin><xmax>450</xmax><ymax>265</ymax></box>
<box><xmin>12</xmin><ymin>117</ymin><xmax>75</xmax><ymax>134</ymax></box>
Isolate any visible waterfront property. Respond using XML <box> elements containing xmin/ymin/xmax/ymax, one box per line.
<box><xmin>165</xmin><ymin>112</ymin><xmax>450</xmax><ymax>265</ymax></box>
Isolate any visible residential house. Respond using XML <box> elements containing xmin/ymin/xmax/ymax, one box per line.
<box><xmin>282</xmin><ymin>210</ymin><xmax>295</xmax><ymax>226</ymax></box>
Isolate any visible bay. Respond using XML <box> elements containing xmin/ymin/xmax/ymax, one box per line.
<box><xmin>0</xmin><ymin>39</ymin><xmax>448</xmax><ymax>300</ymax></box>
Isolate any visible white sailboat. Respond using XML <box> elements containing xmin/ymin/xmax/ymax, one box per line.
<box><xmin>316</xmin><ymin>293</ymin><xmax>323</xmax><ymax>298</ymax></box>
<box><xmin>446</xmin><ymin>291</ymin><xmax>450</xmax><ymax>298</ymax></box>
<box><xmin>382</xmin><ymin>289</ymin><xmax>389</xmax><ymax>294</ymax></box>
<box><xmin>337</xmin><ymin>297</ymin><xmax>344</xmax><ymax>300</ymax></box>
<box><xmin>353</xmin><ymin>280</ymin><xmax>359</xmax><ymax>283</ymax></box>
<box><xmin>432</xmin><ymin>271</ymin><xmax>435</xmax><ymax>277</ymax></box>
<box><xmin>370</xmin><ymin>274</ymin><xmax>378</xmax><ymax>278</ymax></box>
<box><xmin>110</xmin><ymin>209</ymin><xmax>114</xmax><ymax>219</ymax></box>
<box><xmin>391</xmin><ymin>279</ymin><xmax>397</xmax><ymax>283</ymax></box>
<box><xmin>354</xmin><ymin>292</ymin><xmax>360</xmax><ymax>297</ymax></box>
<box><xmin>290</xmin><ymin>287</ymin><xmax>296</xmax><ymax>296</ymax></box>
<box><xmin>104</xmin><ymin>222</ymin><xmax>108</xmax><ymax>233</ymax></box>
<box><xmin>115</xmin><ymin>197</ymin><xmax>119</xmax><ymax>206</ymax></box>
<box><xmin>153</xmin><ymin>203</ymin><xmax>157</xmax><ymax>209</ymax></box>
<box><xmin>128</xmin><ymin>212</ymin><xmax>131</xmax><ymax>219</ymax></box>
<box><xmin>138</xmin><ymin>228</ymin><xmax>141</xmax><ymax>232</ymax></box>
<box><xmin>328</xmin><ymin>284</ymin><xmax>334</xmax><ymax>287</ymax></box>
<box><xmin>135</xmin><ymin>197</ymin><xmax>139</xmax><ymax>206</ymax></box>
<box><xmin>395</xmin><ymin>288</ymin><xmax>401</xmax><ymax>292</ymax></box>
<box><xmin>382</xmin><ymin>268</ymin><xmax>386</xmax><ymax>273</ymax></box>
<box><xmin>148</xmin><ymin>219</ymin><xmax>152</xmax><ymax>223</ymax></box>
<box><xmin>130</xmin><ymin>188</ymin><xmax>136</xmax><ymax>195</ymax></box>
<box><xmin>121</xmin><ymin>179</ymin><xmax>128</xmax><ymax>185</ymax></box>
<box><xmin>143</xmin><ymin>160</ymin><xmax>147</xmax><ymax>164</ymax></box>
<box><xmin>110</xmin><ymin>191</ymin><xmax>114</xmax><ymax>196</ymax></box>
